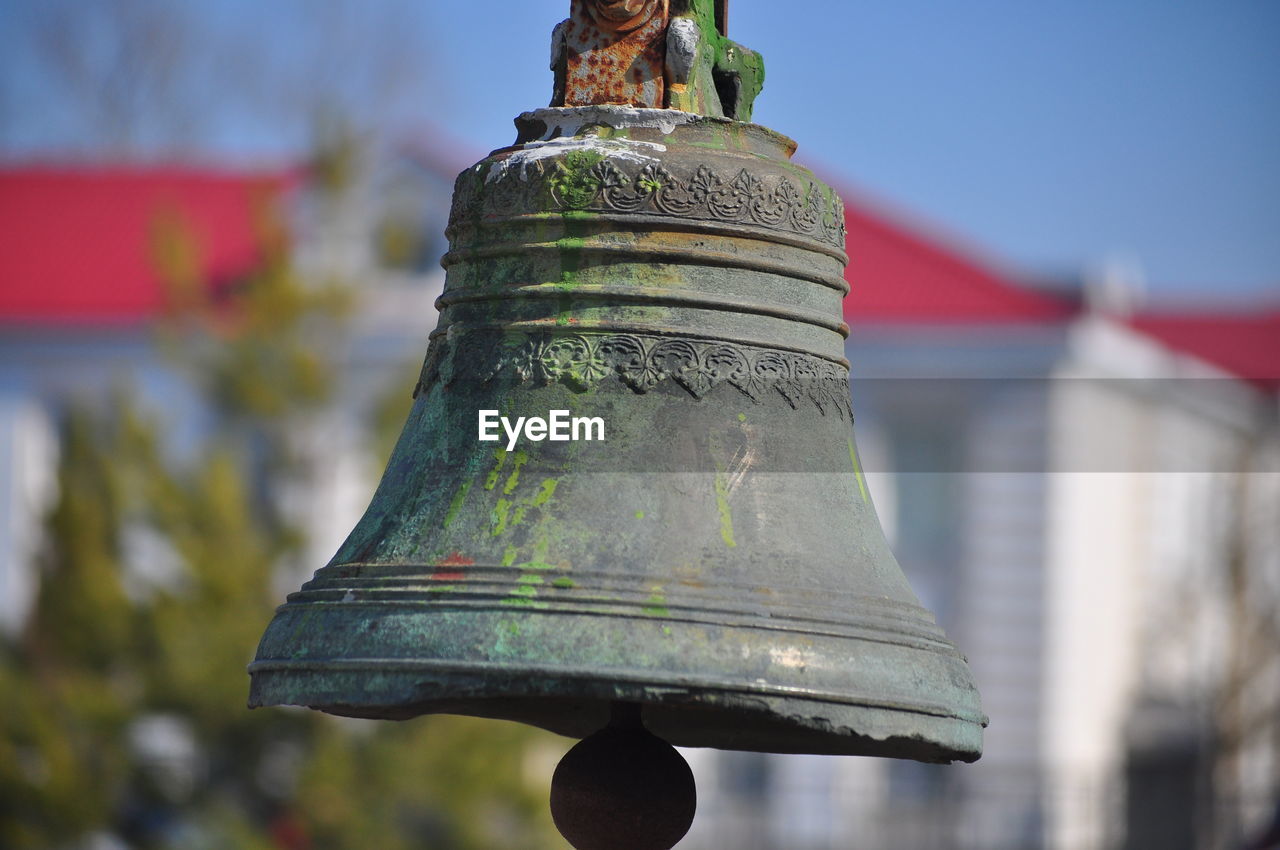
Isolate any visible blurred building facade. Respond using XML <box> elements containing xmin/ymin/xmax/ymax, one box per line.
<box><xmin>686</xmin><ymin>196</ymin><xmax>1280</xmax><ymax>850</ymax></box>
<box><xmin>0</xmin><ymin>153</ymin><xmax>454</xmax><ymax>621</ymax></box>
<box><xmin>2</xmin><ymin>152</ymin><xmax>1277</xmax><ymax>849</ymax></box>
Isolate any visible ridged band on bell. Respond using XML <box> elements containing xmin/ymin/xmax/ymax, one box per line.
<box><xmin>249</xmin><ymin>107</ymin><xmax>985</xmax><ymax>763</ymax></box>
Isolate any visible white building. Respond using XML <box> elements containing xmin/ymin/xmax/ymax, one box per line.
<box><xmin>685</xmin><ymin>193</ymin><xmax>1280</xmax><ymax>850</ymax></box>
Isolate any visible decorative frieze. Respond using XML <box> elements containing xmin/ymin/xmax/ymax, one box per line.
<box><xmin>416</xmin><ymin>330</ymin><xmax>853</xmax><ymax>420</ymax></box>
<box><xmin>450</xmin><ymin>157</ymin><xmax>847</xmax><ymax>250</ymax></box>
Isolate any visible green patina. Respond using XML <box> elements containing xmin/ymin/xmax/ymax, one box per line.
<box><xmin>503</xmin><ymin>477</ymin><xmax>560</xmax><ymax>534</ymax></box>
<box><xmin>804</xmin><ymin>184</ymin><xmax>822</xmax><ymax>214</ymax></box>
<box><xmin>643</xmin><ymin>589</ymin><xmax>670</xmax><ymax>618</ymax></box>
<box><xmin>491</xmin><ymin>498</ymin><xmax>512</xmax><ymax>536</ymax></box>
<box><xmin>685</xmin><ymin>139</ymin><xmax>730</xmax><ymax>152</ymax></box>
<box><xmin>501</xmin><ymin>596</ymin><xmax>550</xmax><ymax>610</ymax></box>
<box><xmin>286</xmin><ymin>609</ymin><xmax>315</xmax><ymax>648</ymax></box>
<box><xmin>250</xmin><ymin>101</ymin><xmax>987</xmax><ymax>768</ymax></box>
<box><xmin>502</xmin><ymin>450</ymin><xmax>528</xmax><ymax>495</ymax></box>
<box><xmin>503</xmin><ymin>579</ymin><xmax>551</xmax><ymax>609</ymax></box>
<box><xmin>490</xmin><ymin>618</ymin><xmax>524</xmax><ymax>655</ymax></box>
<box><xmin>517</xmin><ymin>535</ymin><xmax>557</xmax><ymax>571</ymax></box>
<box><xmin>667</xmin><ymin>1</ymin><xmax>765</xmax><ymax>121</ymax></box>
<box><xmin>532</xmin><ymin>478</ymin><xmax>559</xmax><ymax>506</ymax></box>
<box><xmin>556</xmin><ymin>236</ymin><xmax>587</xmax><ymax>289</ymax></box>
<box><xmin>713</xmin><ymin>472</ymin><xmax>737</xmax><ymax>548</ymax></box>
<box><xmin>484</xmin><ymin>448</ymin><xmax>508</xmax><ymax>491</ymax></box>
<box><xmin>550</xmin><ymin>149</ymin><xmax>605</xmax><ymax>210</ymax></box>
<box><xmin>501</xmin><ymin>535</ymin><xmax>559</xmax><ymax>574</ymax></box>
<box><xmin>553</xmin><ymin>207</ymin><xmax>595</xmax><ymax>329</ymax></box>
<box><xmin>442</xmin><ymin>481</ymin><xmax>472</xmax><ymax>528</ymax></box>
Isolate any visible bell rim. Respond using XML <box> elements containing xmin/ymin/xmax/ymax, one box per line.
<box><xmin>248</xmin><ymin>659</ymin><xmax>984</xmax><ymax>762</ymax></box>
<box><xmin>250</xmin><ymin>655</ymin><xmax>986</xmax><ymax>724</ymax></box>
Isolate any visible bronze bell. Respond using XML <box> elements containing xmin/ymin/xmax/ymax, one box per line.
<box><xmin>250</xmin><ymin>2</ymin><xmax>983</xmax><ymax>845</ymax></box>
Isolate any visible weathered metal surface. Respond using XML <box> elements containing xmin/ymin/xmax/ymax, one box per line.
<box><xmin>551</xmin><ymin>0</ymin><xmax>764</xmax><ymax>121</ymax></box>
<box><xmin>249</xmin><ymin>105</ymin><xmax>985</xmax><ymax>763</ymax></box>
<box><xmin>664</xmin><ymin>0</ymin><xmax>764</xmax><ymax>120</ymax></box>
<box><xmin>554</xmin><ymin>0</ymin><xmax>670</xmax><ymax>108</ymax></box>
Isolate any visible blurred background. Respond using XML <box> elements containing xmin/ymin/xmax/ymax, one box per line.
<box><xmin>1</xmin><ymin>1</ymin><xmax>1277</xmax><ymax>848</ymax></box>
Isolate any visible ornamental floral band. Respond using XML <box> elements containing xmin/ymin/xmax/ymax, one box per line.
<box><xmin>415</xmin><ymin>330</ymin><xmax>854</xmax><ymax>420</ymax></box>
<box><xmin>450</xmin><ymin>158</ymin><xmax>847</xmax><ymax>251</ymax></box>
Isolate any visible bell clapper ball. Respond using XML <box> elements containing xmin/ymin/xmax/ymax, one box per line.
<box><xmin>550</xmin><ymin>702</ymin><xmax>697</xmax><ymax>850</ymax></box>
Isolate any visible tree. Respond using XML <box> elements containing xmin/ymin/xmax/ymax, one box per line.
<box><xmin>0</xmin><ymin>147</ymin><xmax>565</xmax><ymax>850</ymax></box>
<box><xmin>1215</xmin><ymin>430</ymin><xmax>1280</xmax><ymax>845</ymax></box>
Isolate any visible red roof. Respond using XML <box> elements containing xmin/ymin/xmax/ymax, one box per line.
<box><xmin>0</xmin><ymin>167</ymin><xmax>293</xmax><ymax>325</ymax></box>
<box><xmin>1130</xmin><ymin>309</ymin><xmax>1280</xmax><ymax>392</ymax></box>
<box><xmin>840</xmin><ymin>189</ymin><xmax>1070</xmax><ymax>325</ymax></box>
<box><xmin>8</xmin><ymin>167</ymin><xmax>1271</xmax><ymax>395</ymax></box>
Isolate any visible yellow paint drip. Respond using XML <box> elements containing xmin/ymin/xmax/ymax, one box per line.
<box><xmin>502</xmin><ymin>450</ymin><xmax>528</xmax><ymax>495</ymax></box>
<box><xmin>484</xmin><ymin>448</ymin><xmax>508</xmax><ymax>491</ymax></box>
<box><xmin>532</xmin><ymin>478</ymin><xmax>559</xmax><ymax>506</ymax></box>
<box><xmin>442</xmin><ymin>481</ymin><xmax>472</xmax><ymax>528</ymax></box>
<box><xmin>848</xmin><ymin>438</ymin><xmax>869</xmax><ymax>504</ymax></box>
<box><xmin>713</xmin><ymin>472</ymin><xmax>737</xmax><ymax>548</ymax></box>
<box><xmin>491</xmin><ymin>498</ymin><xmax>512</xmax><ymax>536</ymax></box>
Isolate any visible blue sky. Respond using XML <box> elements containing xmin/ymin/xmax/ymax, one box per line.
<box><xmin>3</xmin><ymin>0</ymin><xmax>1278</xmax><ymax>301</ymax></box>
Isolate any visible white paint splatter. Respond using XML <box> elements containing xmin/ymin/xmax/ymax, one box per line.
<box><xmin>769</xmin><ymin>646</ymin><xmax>813</xmax><ymax>670</ymax></box>
<box><xmin>486</xmin><ymin>135</ymin><xmax>665</xmax><ymax>184</ymax></box>
<box><xmin>520</xmin><ymin>105</ymin><xmax>699</xmax><ymax>139</ymax></box>
<box><xmin>480</xmin><ymin>106</ymin><xmax>708</xmax><ymax>184</ymax></box>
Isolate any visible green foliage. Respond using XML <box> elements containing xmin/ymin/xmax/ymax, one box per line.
<box><xmin>0</xmin><ymin>161</ymin><xmax>566</xmax><ymax>849</ymax></box>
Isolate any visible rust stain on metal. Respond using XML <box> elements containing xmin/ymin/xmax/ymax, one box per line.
<box><xmin>549</xmin><ymin>0</ymin><xmax>765</xmax><ymax>120</ymax></box>
<box><xmin>559</xmin><ymin>0</ymin><xmax>669</xmax><ymax>108</ymax></box>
